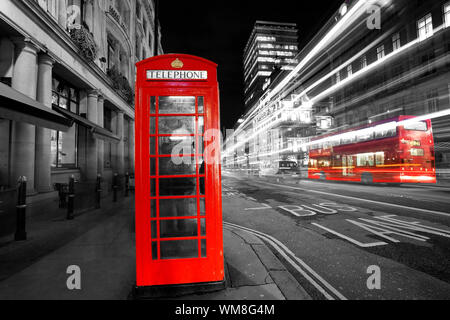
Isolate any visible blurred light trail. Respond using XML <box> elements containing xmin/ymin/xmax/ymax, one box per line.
<box><xmin>232</xmin><ymin>0</ymin><xmax>370</xmax><ymax>132</ymax></box>
<box><xmin>241</xmin><ymin>109</ymin><xmax>450</xmax><ymax>160</ymax></box>
<box><xmin>224</xmin><ymin>19</ymin><xmax>448</xmax><ymax>159</ymax></box>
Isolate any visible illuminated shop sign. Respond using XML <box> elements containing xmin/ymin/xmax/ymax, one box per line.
<box><xmin>147</xmin><ymin>70</ymin><xmax>208</xmax><ymax>80</ymax></box>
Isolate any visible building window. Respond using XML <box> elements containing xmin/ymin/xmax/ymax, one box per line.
<box><xmin>392</xmin><ymin>33</ymin><xmax>401</xmax><ymax>51</ymax></box>
<box><xmin>347</xmin><ymin>64</ymin><xmax>353</xmax><ymax>77</ymax></box>
<box><xmin>136</xmin><ymin>1</ymin><xmax>142</xmax><ymax>20</ymax></box>
<box><xmin>417</xmin><ymin>14</ymin><xmax>433</xmax><ymax>41</ymax></box>
<box><xmin>377</xmin><ymin>45</ymin><xmax>385</xmax><ymax>60</ymax></box>
<box><xmin>51</xmin><ymin>78</ymin><xmax>79</xmax><ymax>169</ymax></box>
<box><xmin>335</xmin><ymin>71</ymin><xmax>341</xmax><ymax>83</ymax></box>
<box><xmin>361</xmin><ymin>55</ymin><xmax>367</xmax><ymax>69</ymax></box>
<box><xmin>445</xmin><ymin>3</ymin><xmax>450</xmax><ymax>28</ymax></box>
<box><xmin>38</xmin><ymin>0</ymin><xmax>57</xmax><ymax>18</ymax></box>
<box><xmin>107</xmin><ymin>41</ymin><xmax>115</xmax><ymax>70</ymax></box>
<box><xmin>426</xmin><ymin>89</ymin><xmax>439</xmax><ymax>113</ymax></box>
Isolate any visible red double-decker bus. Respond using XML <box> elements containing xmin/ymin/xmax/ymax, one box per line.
<box><xmin>308</xmin><ymin>116</ymin><xmax>436</xmax><ymax>184</ymax></box>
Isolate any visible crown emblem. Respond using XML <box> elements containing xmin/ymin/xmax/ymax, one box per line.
<box><xmin>171</xmin><ymin>58</ymin><xmax>184</xmax><ymax>69</ymax></box>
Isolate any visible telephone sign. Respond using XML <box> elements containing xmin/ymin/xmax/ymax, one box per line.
<box><xmin>134</xmin><ymin>54</ymin><xmax>224</xmax><ymax>288</ymax></box>
<box><xmin>146</xmin><ymin>70</ymin><xmax>208</xmax><ymax>80</ymax></box>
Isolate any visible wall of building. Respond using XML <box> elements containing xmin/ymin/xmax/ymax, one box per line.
<box><xmin>0</xmin><ymin>0</ymin><xmax>163</xmax><ymax>194</ymax></box>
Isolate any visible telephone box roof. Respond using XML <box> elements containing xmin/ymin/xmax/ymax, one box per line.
<box><xmin>136</xmin><ymin>54</ymin><xmax>217</xmax><ymax>68</ymax></box>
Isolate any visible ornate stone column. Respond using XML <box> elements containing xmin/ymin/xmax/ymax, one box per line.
<box><xmin>129</xmin><ymin>119</ymin><xmax>135</xmax><ymax>174</ymax></box>
<box><xmin>10</xmin><ymin>38</ymin><xmax>38</xmax><ymax>195</ymax></box>
<box><xmin>86</xmin><ymin>90</ymin><xmax>99</xmax><ymax>181</ymax></box>
<box><xmin>35</xmin><ymin>53</ymin><xmax>55</xmax><ymax>193</ymax></box>
<box><xmin>83</xmin><ymin>0</ymin><xmax>94</xmax><ymax>32</ymax></box>
<box><xmin>97</xmin><ymin>95</ymin><xmax>105</xmax><ymax>176</ymax></box>
<box><xmin>58</xmin><ymin>0</ymin><xmax>68</xmax><ymax>30</ymax></box>
<box><xmin>117</xmin><ymin>111</ymin><xmax>125</xmax><ymax>175</ymax></box>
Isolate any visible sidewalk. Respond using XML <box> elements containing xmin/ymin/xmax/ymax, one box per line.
<box><xmin>0</xmin><ymin>195</ymin><xmax>135</xmax><ymax>300</ymax></box>
<box><xmin>173</xmin><ymin>227</ymin><xmax>311</xmax><ymax>300</ymax></box>
<box><xmin>0</xmin><ymin>193</ymin><xmax>310</xmax><ymax>300</ymax></box>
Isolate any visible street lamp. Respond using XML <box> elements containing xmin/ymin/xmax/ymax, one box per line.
<box><xmin>339</xmin><ymin>3</ymin><xmax>348</xmax><ymax>16</ymax></box>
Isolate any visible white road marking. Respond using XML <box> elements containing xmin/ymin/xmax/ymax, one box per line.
<box><xmin>375</xmin><ymin>216</ymin><xmax>450</xmax><ymax>238</ymax></box>
<box><xmin>312</xmin><ymin>223</ymin><xmax>389</xmax><ymax>248</ymax></box>
<box><xmin>224</xmin><ymin>221</ymin><xmax>347</xmax><ymax>300</ymax></box>
<box><xmin>303</xmin><ymin>204</ymin><xmax>338</xmax><ymax>215</ymax></box>
<box><xmin>347</xmin><ymin>219</ymin><xmax>428</xmax><ymax>243</ymax></box>
<box><xmin>279</xmin><ymin>205</ymin><xmax>316</xmax><ymax>217</ymax></box>
<box><xmin>256</xmin><ymin>181</ymin><xmax>450</xmax><ymax>218</ymax></box>
<box><xmin>314</xmin><ymin>214</ymin><xmax>450</xmax><ymax>248</ymax></box>
<box><xmin>320</xmin><ymin>203</ymin><xmax>358</xmax><ymax>212</ymax></box>
<box><xmin>245</xmin><ymin>203</ymin><xmax>272</xmax><ymax>211</ymax></box>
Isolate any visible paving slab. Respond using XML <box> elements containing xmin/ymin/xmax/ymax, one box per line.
<box><xmin>223</xmin><ymin>229</ymin><xmax>274</xmax><ymax>288</ymax></box>
<box><xmin>252</xmin><ymin>244</ymin><xmax>286</xmax><ymax>271</ymax></box>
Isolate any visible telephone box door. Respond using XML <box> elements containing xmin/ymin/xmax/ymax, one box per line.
<box><xmin>135</xmin><ymin>55</ymin><xmax>223</xmax><ymax>287</ymax></box>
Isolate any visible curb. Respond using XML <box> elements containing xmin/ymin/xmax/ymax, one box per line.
<box><xmin>225</xmin><ymin>225</ymin><xmax>312</xmax><ymax>300</ymax></box>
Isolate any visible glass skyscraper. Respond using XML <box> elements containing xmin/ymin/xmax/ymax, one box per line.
<box><xmin>243</xmin><ymin>21</ymin><xmax>299</xmax><ymax>111</ymax></box>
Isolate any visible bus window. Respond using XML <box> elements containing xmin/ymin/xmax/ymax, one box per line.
<box><xmin>375</xmin><ymin>152</ymin><xmax>385</xmax><ymax>166</ymax></box>
<box><xmin>319</xmin><ymin>159</ymin><xmax>331</xmax><ymax>168</ymax></box>
<box><xmin>333</xmin><ymin>155</ymin><xmax>342</xmax><ymax>167</ymax></box>
<box><xmin>404</xmin><ymin>121</ymin><xmax>427</xmax><ymax>131</ymax></box>
<box><xmin>341</xmin><ymin>133</ymin><xmax>356</xmax><ymax>145</ymax></box>
<box><xmin>357</xmin><ymin>153</ymin><xmax>375</xmax><ymax>167</ymax></box>
<box><xmin>357</xmin><ymin>129</ymin><xmax>373</xmax><ymax>142</ymax></box>
<box><xmin>374</xmin><ymin>122</ymin><xmax>397</xmax><ymax>139</ymax></box>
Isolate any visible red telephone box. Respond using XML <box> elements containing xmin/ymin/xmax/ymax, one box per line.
<box><xmin>134</xmin><ymin>54</ymin><xmax>224</xmax><ymax>288</ymax></box>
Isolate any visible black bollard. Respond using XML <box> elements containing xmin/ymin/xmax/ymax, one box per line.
<box><xmin>125</xmin><ymin>173</ymin><xmax>129</xmax><ymax>198</ymax></box>
<box><xmin>95</xmin><ymin>174</ymin><xmax>102</xmax><ymax>209</ymax></box>
<box><xmin>67</xmin><ymin>175</ymin><xmax>75</xmax><ymax>220</ymax></box>
<box><xmin>15</xmin><ymin>176</ymin><xmax>27</xmax><ymax>241</ymax></box>
<box><xmin>113</xmin><ymin>173</ymin><xmax>118</xmax><ymax>202</ymax></box>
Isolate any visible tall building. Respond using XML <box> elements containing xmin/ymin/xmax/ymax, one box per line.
<box><xmin>243</xmin><ymin>21</ymin><xmax>299</xmax><ymax>111</ymax></box>
<box><xmin>0</xmin><ymin>0</ymin><xmax>162</xmax><ymax>197</ymax></box>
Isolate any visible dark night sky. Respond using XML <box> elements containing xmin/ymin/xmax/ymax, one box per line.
<box><xmin>159</xmin><ymin>0</ymin><xmax>345</xmax><ymax>130</ymax></box>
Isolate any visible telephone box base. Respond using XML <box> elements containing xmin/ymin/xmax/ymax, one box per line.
<box><xmin>131</xmin><ymin>280</ymin><xmax>226</xmax><ymax>300</ymax></box>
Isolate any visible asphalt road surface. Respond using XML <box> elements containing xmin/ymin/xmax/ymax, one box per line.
<box><xmin>221</xmin><ymin>172</ymin><xmax>450</xmax><ymax>300</ymax></box>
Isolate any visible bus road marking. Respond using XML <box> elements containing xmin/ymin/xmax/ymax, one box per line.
<box><xmin>279</xmin><ymin>205</ymin><xmax>316</xmax><ymax>217</ymax></box>
<box><xmin>279</xmin><ymin>203</ymin><xmax>357</xmax><ymax>217</ymax></box>
<box><xmin>257</xmin><ymin>181</ymin><xmax>450</xmax><ymax>218</ymax></box>
<box><xmin>244</xmin><ymin>202</ymin><xmax>358</xmax><ymax>216</ymax></box>
<box><xmin>312</xmin><ymin>223</ymin><xmax>388</xmax><ymax>248</ymax></box>
<box><xmin>313</xmin><ymin>215</ymin><xmax>450</xmax><ymax>248</ymax></box>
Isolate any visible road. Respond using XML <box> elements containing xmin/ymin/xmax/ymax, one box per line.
<box><xmin>221</xmin><ymin>172</ymin><xmax>450</xmax><ymax>300</ymax></box>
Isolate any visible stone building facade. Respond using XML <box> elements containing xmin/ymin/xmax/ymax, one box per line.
<box><xmin>0</xmin><ymin>0</ymin><xmax>163</xmax><ymax>196</ymax></box>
